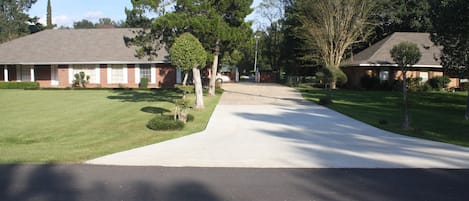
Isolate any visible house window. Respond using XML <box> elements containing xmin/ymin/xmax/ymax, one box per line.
<box><xmin>379</xmin><ymin>70</ymin><xmax>389</xmax><ymax>81</ymax></box>
<box><xmin>420</xmin><ymin>72</ymin><xmax>429</xmax><ymax>83</ymax></box>
<box><xmin>110</xmin><ymin>64</ymin><xmax>127</xmax><ymax>83</ymax></box>
<box><xmin>140</xmin><ymin>64</ymin><xmax>151</xmax><ymax>80</ymax></box>
<box><xmin>20</xmin><ymin>66</ymin><xmax>32</xmax><ymax>81</ymax></box>
<box><xmin>73</xmin><ymin>65</ymin><xmax>97</xmax><ymax>83</ymax></box>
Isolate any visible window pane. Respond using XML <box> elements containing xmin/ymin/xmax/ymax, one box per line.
<box><xmin>73</xmin><ymin>65</ymin><xmax>96</xmax><ymax>83</ymax></box>
<box><xmin>111</xmin><ymin>65</ymin><xmax>124</xmax><ymax>83</ymax></box>
<box><xmin>140</xmin><ymin>64</ymin><xmax>151</xmax><ymax>80</ymax></box>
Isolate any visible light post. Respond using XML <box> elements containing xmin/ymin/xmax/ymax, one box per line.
<box><xmin>254</xmin><ymin>34</ymin><xmax>260</xmax><ymax>82</ymax></box>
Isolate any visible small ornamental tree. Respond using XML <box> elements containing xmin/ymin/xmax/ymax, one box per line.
<box><xmin>169</xmin><ymin>33</ymin><xmax>206</xmax><ymax>110</ymax></box>
<box><xmin>72</xmin><ymin>72</ymin><xmax>90</xmax><ymax>88</ymax></box>
<box><xmin>390</xmin><ymin>42</ymin><xmax>422</xmax><ymax>129</ymax></box>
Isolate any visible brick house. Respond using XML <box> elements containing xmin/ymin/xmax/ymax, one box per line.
<box><xmin>0</xmin><ymin>28</ymin><xmax>181</xmax><ymax>88</ymax></box>
<box><xmin>341</xmin><ymin>32</ymin><xmax>460</xmax><ymax>88</ymax></box>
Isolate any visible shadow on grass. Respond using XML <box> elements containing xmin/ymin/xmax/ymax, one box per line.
<box><xmin>107</xmin><ymin>89</ymin><xmax>181</xmax><ymax>103</ymax></box>
<box><xmin>141</xmin><ymin>106</ymin><xmax>171</xmax><ymax>115</ymax></box>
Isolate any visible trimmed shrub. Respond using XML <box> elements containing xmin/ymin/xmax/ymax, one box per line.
<box><xmin>139</xmin><ymin>78</ymin><xmax>149</xmax><ymax>89</ymax></box>
<box><xmin>318</xmin><ymin>96</ymin><xmax>333</xmax><ymax>105</ymax></box>
<box><xmin>0</xmin><ymin>82</ymin><xmax>40</xmax><ymax>89</ymax></box>
<box><xmin>147</xmin><ymin>115</ymin><xmax>185</xmax><ymax>131</ymax></box>
<box><xmin>428</xmin><ymin>76</ymin><xmax>451</xmax><ymax>90</ymax></box>
<box><xmin>360</xmin><ymin>75</ymin><xmax>380</xmax><ymax>90</ymax></box>
<box><xmin>174</xmin><ymin>84</ymin><xmax>194</xmax><ymax>94</ymax></box>
<box><xmin>407</xmin><ymin>77</ymin><xmax>423</xmax><ymax>92</ymax></box>
<box><xmin>186</xmin><ymin>114</ymin><xmax>195</xmax><ymax>122</ymax></box>
<box><xmin>420</xmin><ymin>83</ymin><xmax>432</xmax><ymax>92</ymax></box>
<box><xmin>460</xmin><ymin>82</ymin><xmax>469</xmax><ymax>91</ymax></box>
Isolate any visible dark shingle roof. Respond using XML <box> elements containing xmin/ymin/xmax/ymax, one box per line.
<box><xmin>0</xmin><ymin>29</ymin><xmax>168</xmax><ymax>65</ymax></box>
<box><xmin>343</xmin><ymin>32</ymin><xmax>442</xmax><ymax>68</ymax></box>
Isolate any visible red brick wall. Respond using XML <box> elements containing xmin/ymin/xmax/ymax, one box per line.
<box><xmin>126</xmin><ymin>64</ymin><xmax>138</xmax><ymax>88</ymax></box>
<box><xmin>34</xmin><ymin>63</ymin><xmax>175</xmax><ymax>88</ymax></box>
<box><xmin>100</xmin><ymin>64</ymin><xmax>107</xmax><ymax>86</ymax></box>
<box><xmin>57</xmin><ymin>65</ymin><xmax>70</xmax><ymax>87</ymax></box>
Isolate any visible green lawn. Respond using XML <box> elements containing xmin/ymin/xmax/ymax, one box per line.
<box><xmin>297</xmin><ymin>85</ymin><xmax>469</xmax><ymax>147</ymax></box>
<box><xmin>0</xmin><ymin>89</ymin><xmax>221</xmax><ymax>163</ymax></box>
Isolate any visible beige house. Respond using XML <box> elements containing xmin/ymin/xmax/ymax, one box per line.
<box><xmin>0</xmin><ymin>28</ymin><xmax>181</xmax><ymax>88</ymax></box>
<box><xmin>341</xmin><ymin>32</ymin><xmax>459</xmax><ymax>88</ymax></box>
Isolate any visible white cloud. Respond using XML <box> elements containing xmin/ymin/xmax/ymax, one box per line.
<box><xmin>84</xmin><ymin>11</ymin><xmax>104</xmax><ymax>21</ymax></box>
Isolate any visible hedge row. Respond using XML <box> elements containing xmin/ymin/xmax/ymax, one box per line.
<box><xmin>0</xmin><ymin>82</ymin><xmax>40</xmax><ymax>89</ymax></box>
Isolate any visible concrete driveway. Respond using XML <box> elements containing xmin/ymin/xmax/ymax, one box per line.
<box><xmin>87</xmin><ymin>83</ymin><xmax>469</xmax><ymax>168</ymax></box>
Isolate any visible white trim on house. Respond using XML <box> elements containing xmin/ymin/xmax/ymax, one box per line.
<box><xmin>95</xmin><ymin>64</ymin><xmax>101</xmax><ymax>84</ymax></box>
<box><xmin>150</xmin><ymin>64</ymin><xmax>156</xmax><ymax>84</ymax></box>
<box><xmin>30</xmin><ymin>66</ymin><xmax>35</xmax><ymax>82</ymax></box>
<box><xmin>3</xmin><ymin>65</ymin><xmax>8</xmax><ymax>81</ymax></box>
<box><xmin>356</xmin><ymin>64</ymin><xmax>443</xmax><ymax>68</ymax></box>
<box><xmin>135</xmin><ymin>64</ymin><xmax>141</xmax><ymax>84</ymax></box>
<box><xmin>51</xmin><ymin>65</ymin><xmax>58</xmax><ymax>86</ymax></box>
<box><xmin>123</xmin><ymin>65</ymin><xmax>128</xmax><ymax>84</ymax></box>
<box><xmin>107</xmin><ymin>64</ymin><xmax>112</xmax><ymax>84</ymax></box>
<box><xmin>68</xmin><ymin>65</ymin><xmax>73</xmax><ymax>84</ymax></box>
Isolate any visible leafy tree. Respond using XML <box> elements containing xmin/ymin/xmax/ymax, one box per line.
<box><xmin>375</xmin><ymin>0</ymin><xmax>432</xmax><ymax>33</ymax></box>
<box><xmin>126</xmin><ymin>0</ymin><xmax>253</xmax><ymax>96</ymax></box>
<box><xmin>221</xmin><ymin>49</ymin><xmax>243</xmax><ymax>67</ymax></box>
<box><xmin>390</xmin><ymin>42</ymin><xmax>422</xmax><ymax>129</ymax></box>
<box><xmin>298</xmin><ymin>0</ymin><xmax>376</xmax><ymax>89</ymax></box>
<box><xmin>28</xmin><ymin>16</ymin><xmax>45</xmax><ymax>33</ymax></box>
<box><xmin>0</xmin><ymin>0</ymin><xmax>38</xmax><ymax>43</ymax></box>
<box><xmin>169</xmin><ymin>33</ymin><xmax>207</xmax><ymax>109</ymax></box>
<box><xmin>73</xmin><ymin>19</ymin><xmax>95</xmax><ymax>29</ymax></box>
<box><xmin>430</xmin><ymin>0</ymin><xmax>469</xmax><ymax>120</ymax></box>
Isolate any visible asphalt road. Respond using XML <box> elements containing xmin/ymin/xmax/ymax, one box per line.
<box><xmin>1</xmin><ymin>165</ymin><xmax>469</xmax><ymax>201</ymax></box>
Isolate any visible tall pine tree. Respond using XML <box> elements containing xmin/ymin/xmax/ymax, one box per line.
<box><xmin>46</xmin><ymin>0</ymin><xmax>53</xmax><ymax>29</ymax></box>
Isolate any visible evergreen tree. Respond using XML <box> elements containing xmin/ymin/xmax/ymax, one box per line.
<box><xmin>46</xmin><ymin>0</ymin><xmax>53</xmax><ymax>29</ymax></box>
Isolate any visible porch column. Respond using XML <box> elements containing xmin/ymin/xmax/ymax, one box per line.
<box><xmin>30</xmin><ymin>66</ymin><xmax>35</xmax><ymax>82</ymax></box>
<box><xmin>3</xmin><ymin>65</ymin><xmax>8</xmax><ymax>81</ymax></box>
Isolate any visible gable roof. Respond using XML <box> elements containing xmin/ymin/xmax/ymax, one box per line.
<box><xmin>0</xmin><ymin>29</ymin><xmax>169</xmax><ymax>65</ymax></box>
<box><xmin>343</xmin><ymin>32</ymin><xmax>442</xmax><ymax>68</ymax></box>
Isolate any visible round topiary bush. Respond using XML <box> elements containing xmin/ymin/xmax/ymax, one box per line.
<box><xmin>186</xmin><ymin>114</ymin><xmax>195</xmax><ymax>122</ymax></box>
<box><xmin>147</xmin><ymin>115</ymin><xmax>185</xmax><ymax>131</ymax></box>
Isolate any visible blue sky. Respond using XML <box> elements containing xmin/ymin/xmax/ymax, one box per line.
<box><xmin>29</xmin><ymin>0</ymin><xmax>264</xmax><ymax>29</ymax></box>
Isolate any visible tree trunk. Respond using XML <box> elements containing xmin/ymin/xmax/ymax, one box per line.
<box><xmin>192</xmin><ymin>67</ymin><xmax>204</xmax><ymax>109</ymax></box>
<box><xmin>402</xmin><ymin>70</ymin><xmax>409</xmax><ymax>129</ymax></box>
<box><xmin>330</xmin><ymin>81</ymin><xmax>337</xmax><ymax>89</ymax></box>
<box><xmin>182</xmin><ymin>72</ymin><xmax>189</xmax><ymax>86</ymax></box>
<box><xmin>466</xmin><ymin>88</ymin><xmax>469</xmax><ymax>120</ymax></box>
<box><xmin>208</xmin><ymin>39</ymin><xmax>220</xmax><ymax>96</ymax></box>
<box><xmin>181</xmin><ymin>73</ymin><xmax>189</xmax><ymax>99</ymax></box>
